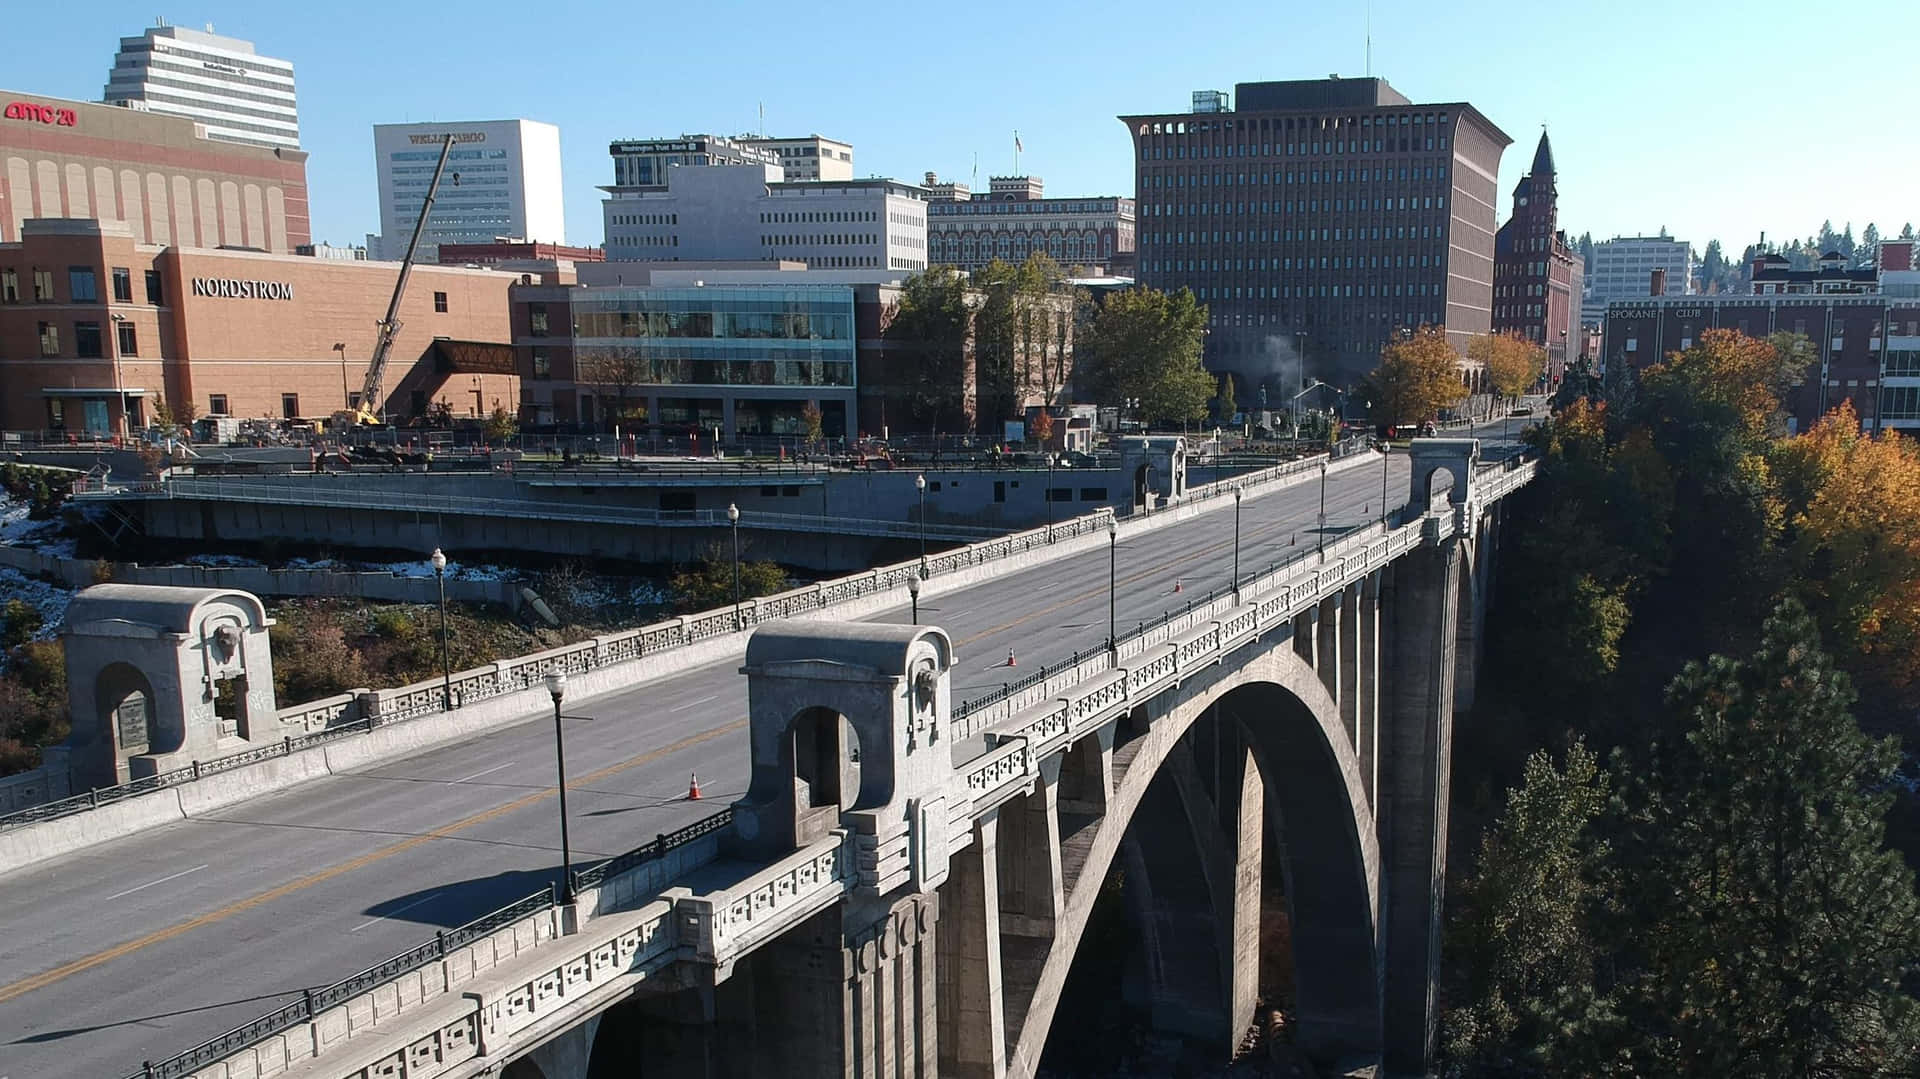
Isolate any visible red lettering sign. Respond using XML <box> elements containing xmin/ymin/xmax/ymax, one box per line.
<box><xmin>4</xmin><ymin>102</ymin><xmax>78</xmax><ymax>127</ymax></box>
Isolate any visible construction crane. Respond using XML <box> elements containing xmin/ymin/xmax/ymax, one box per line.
<box><xmin>334</xmin><ymin>133</ymin><xmax>457</xmax><ymax>429</ymax></box>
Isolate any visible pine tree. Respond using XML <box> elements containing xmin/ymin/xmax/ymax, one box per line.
<box><xmin>1619</xmin><ymin>600</ymin><xmax>1920</xmax><ymax>1075</ymax></box>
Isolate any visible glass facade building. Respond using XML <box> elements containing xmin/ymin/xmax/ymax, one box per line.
<box><xmin>535</xmin><ymin>285</ymin><xmax>858</xmax><ymax>437</ymax></box>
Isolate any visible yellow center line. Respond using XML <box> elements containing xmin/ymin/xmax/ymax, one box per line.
<box><xmin>0</xmin><ymin>719</ymin><xmax>744</xmax><ymax>1005</ymax></box>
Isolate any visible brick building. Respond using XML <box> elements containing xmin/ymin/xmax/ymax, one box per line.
<box><xmin>1599</xmin><ymin>239</ymin><xmax>1920</xmax><ymax>434</ymax></box>
<box><xmin>0</xmin><ymin>218</ymin><xmax>516</xmax><ymax>434</ymax></box>
<box><xmin>1120</xmin><ymin>76</ymin><xmax>1510</xmax><ymax>392</ymax></box>
<box><xmin>1492</xmin><ymin>131</ymin><xmax>1582</xmax><ymax>386</ymax></box>
<box><xmin>0</xmin><ymin>88</ymin><xmax>309</xmax><ymax>252</ymax></box>
<box><xmin>924</xmin><ymin>174</ymin><xmax>1136</xmax><ymax>276</ymax></box>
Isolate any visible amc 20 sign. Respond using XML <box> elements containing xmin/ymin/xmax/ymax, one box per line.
<box><xmin>5</xmin><ymin>102</ymin><xmax>77</xmax><ymax>127</ymax></box>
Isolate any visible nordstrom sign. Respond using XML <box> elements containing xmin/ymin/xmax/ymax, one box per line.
<box><xmin>191</xmin><ymin>277</ymin><xmax>295</xmax><ymax>301</ymax></box>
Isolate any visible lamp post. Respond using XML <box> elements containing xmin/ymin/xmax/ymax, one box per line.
<box><xmin>727</xmin><ymin>503</ymin><xmax>742</xmax><ymax>629</ymax></box>
<box><xmin>1045</xmin><ymin>451</ymin><xmax>1055</xmax><ymax>538</ymax></box>
<box><xmin>544</xmin><ymin>671</ymin><xmax>574</xmax><ymax>903</ymax></box>
<box><xmin>1381</xmin><ymin>443</ymin><xmax>1391</xmax><ymax>525</ymax></box>
<box><xmin>1318</xmin><ymin>459</ymin><xmax>1329</xmax><ymax>556</ymax></box>
<box><xmin>334</xmin><ymin>343</ymin><xmax>349</xmax><ymax>411</ymax></box>
<box><xmin>908</xmin><ymin>574</ymin><xmax>921</xmax><ymax>626</ymax></box>
<box><xmin>1231</xmin><ymin>485</ymin><xmax>1243</xmax><ymax>599</ymax></box>
<box><xmin>1291</xmin><ymin>379</ymin><xmax>1327</xmax><ymax>441</ymax></box>
<box><xmin>430</xmin><ymin>548</ymin><xmax>452</xmax><ymax>711</ymax></box>
<box><xmin>1106</xmin><ymin>517</ymin><xmax>1118</xmax><ymax>655</ymax></box>
<box><xmin>915</xmin><ymin>473</ymin><xmax>928</xmax><ymax>574</ymax></box>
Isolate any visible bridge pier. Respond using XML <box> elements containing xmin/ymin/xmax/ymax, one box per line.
<box><xmin>1379</xmin><ymin>543</ymin><xmax>1462</xmax><ymax>1075</ymax></box>
<box><xmin>937</xmin><ymin>814</ymin><xmax>1007</xmax><ymax>1078</ymax></box>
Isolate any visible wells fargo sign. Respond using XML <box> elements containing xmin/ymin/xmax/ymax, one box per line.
<box><xmin>5</xmin><ymin>102</ymin><xmax>77</xmax><ymax>127</ymax></box>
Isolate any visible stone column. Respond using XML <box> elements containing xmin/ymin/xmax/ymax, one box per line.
<box><xmin>845</xmin><ymin>893</ymin><xmax>940</xmax><ymax>1079</ymax></box>
<box><xmin>1228</xmin><ymin>743</ymin><xmax>1265</xmax><ymax>1048</ymax></box>
<box><xmin>1379</xmin><ymin>543</ymin><xmax>1461</xmax><ymax>1075</ymax></box>
<box><xmin>1316</xmin><ymin>594</ymin><xmax>1342</xmax><ymax>713</ymax></box>
<box><xmin>1357</xmin><ymin>571</ymin><xmax>1382</xmax><ymax>806</ymax></box>
<box><xmin>996</xmin><ymin>765</ymin><xmax>1064</xmax><ymax>938</ymax></box>
<box><xmin>1057</xmin><ymin>723</ymin><xmax>1115</xmax><ymax>817</ymax></box>
<box><xmin>1340</xmin><ymin>583</ymin><xmax>1362</xmax><ymax>752</ymax></box>
<box><xmin>1294</xmin><ymin>605</ymin><xmax>1319</xmax><ymax>668</ymax></box>
<box><xmin>938</xmin><ymin>814</ymin><xmax>1005</xmax><ymax>1079</ymax></box>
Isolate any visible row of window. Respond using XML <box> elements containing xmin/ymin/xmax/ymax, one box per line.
<box><xmin>1</xmin><ymin>266</ymin><xmax>164</xmax><ymax>306</ymax></box>
<box><xmin>930</xmin><ymin>200</ymin><xmax>1122</xmax><ymax>216</ymax></box>
<box><xmin>1147</xmin><ymin>196</ymin><xmax>1449</xmax><ymax>219</ymax></box>
<box><xmin>1144</xmin><ymin>224</ymin><xmax>1443</xmax><ymax>246</ymax></box>
<box><xmin>32</xmin><ymin>319</ymin><xmax>138</xmax><ymax>358</ymax></box>
<box><xmin>1169</xmin><ymin>283</ymin><xmax>1442</xmax><ymax>301</ymax></box>
<box><xmin>612</xmin><ymin>213</ymin><xmax>678</xmax><ymax>226</ymax></box>
<box><xmin>1146</xmin><ymin>164</ymin><xmax>1448</xmax><ymax>188</ymax></box>
<box><xmin>1142</xmin><ymin>135</ymin><xmax>1449</xmax><ymax>160</ymax></box>
<box><xmin>1882</xmin><ymin>385</ymin><xmax>1920</xmax><ymax>419</ymax></box>
<box><xmin>763</xmin><ymin>233</ymin><xmax>880</xmax><ymax>247</ymax></box>
<box><xmin>760</xmin><ymin>210</ymin><xmax>877</xmax><ymax>224</ymax></box>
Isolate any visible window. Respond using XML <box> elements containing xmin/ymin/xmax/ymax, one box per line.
<box><xmin>116</xmin><ymin>320</ymin><xmax>139</xmax><ymax>356</ymax></box>
<box><xmin>530</xmin><ymin>347</ymin><xmax>551</xmax><ymax>379</ymax></box>
<box><xmin>37</xmin><ymin>321</ymin><xmax>58</xmax><ymax>356</ymax></box>
<box><xmin>74</xmin><ymin>321</ymin><xmax>103</xmax><ymax>358</ymax></box>
<box><xmin>433</xmin><ymin>291</ymin><xmax>448</xmax><ymax>313</ymax></box>
<box><xmin>281</xmin><ymin>393</ymin><xmax>300</xmax><ymax>419</ymax></box>
<box><xmin>69</xmin><ymin>267</ymin><xmax>98</xmax><ymax>302</ymax></box>
<box><xmin>144</xmin><ymin>269</ymin><xmax>163</xmax><ymax>306</ymax></box>
<box><xmin>33</xmin><ymin>269</ymin><xmax>53</xmax><ymax>300</ymax></box>
<box><xmin>1079</xmin><ymin>487</ymin><xmax>1109</xmax><ymax>502</ymax></box>
<box><xmin>528</xmin><ymin>302</ymin><xmax>549</xmax><ymax>337</ymax></box>
<box><xmin>1</xmin><ymin>269</ymin><xmax>16</xmax><ymax>302</ymax></box>
<box><xmin>208</xmin><ymin>394</ymin><xmax>230</xmax><ymax>416</ymax></box>
<box><xmin>111</xmin><ymin>267</ymin><xmax>133</xmax><ymax>303</ymax></box>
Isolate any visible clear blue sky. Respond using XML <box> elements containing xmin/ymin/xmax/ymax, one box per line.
<box><xmin>17</xmin><ymin>0</ymin><xmax>1920</xmax><ymax>256</ymax></box>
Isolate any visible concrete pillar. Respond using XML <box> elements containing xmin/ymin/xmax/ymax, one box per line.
<box><xmin>1057</xmin><ymin>723</ymin><xmax>1115</xmax><ymax>817</ymax></box>
<box><xmin>1228</xmin><ymin>743</ymin><xmax>1265</xmax><ymax>1049</ymax></box>
<box><xmin>1340</xmin><ymin>584</ymin><xmax>1361</xmax><ymax>752</ymax></box>
<box><xmin>748</xmin><ymin>904</ymin><xmax>847</xmax><ymax>1076</ymax></box>
<box><xmin>996</xmin><ymin>766</ymin><xmax>1064</xmax><ymax>938</ymax></box>
<box><xmin>1379</xmin><ymin>543</ymin><xmax>1461</xmax><ymax>1075</ymax></box>
<box><xmin>1294</xmin><ymin>606</ymin><xmax>1318</xmax><ymax>667</ymax></box>
<box><xmin>1317</xmin><ymin>594</ymin><xmax>1342</xmax><ymax>712</ymax></box>
<box><xmin>1358</xmin><ymin>571</ymin><xmax>1382</xmax><ymax>807</ymax></box>
<box><xmin>721</xmin><ymin>397</ymin><xmax>736</xmax><ymax>445</ymax></box>
<box><xmin>519</xmin><ymin>1016</ymin><xmax>599</xmax><ymax>1079</ymax></box>
<box><xmin>845</xmin><ymin>893</ymin><xmax>940</xmax><ymax>1079</ymax></box>
<box><xmin>938</xmin><ymin>815</ymin><xmax>1006</xmax><ymax>1079</ymax></box>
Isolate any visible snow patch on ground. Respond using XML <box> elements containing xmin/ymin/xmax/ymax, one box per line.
<box><xmin>0</xmin><ymin>567</ymin><xmax>72</xmax><ymax>639</ymax></box>
<box><xmin>373</xmin><ymin>558</ymin><xmax>517</xmax><ymax>582</ymax></box>
<box><xmin>0</xmin><ymin>499</ymin><xmax>65</xmax><ymax>552</ymax></box>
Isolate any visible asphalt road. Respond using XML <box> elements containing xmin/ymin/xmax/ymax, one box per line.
<box><xmin>0</xmin><ymin>419</ymin><xmax>1528</xmax><ymax>1078</ymax></box>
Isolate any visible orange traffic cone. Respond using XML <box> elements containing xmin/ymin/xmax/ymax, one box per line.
<box><xmin>1005</xmin><ymin>648</ymin><xmax>1017</xmax><ymax>667</ymax></box>
<box><xmin>687</xmin><ymin>773</ymin><xmax>703</xmax><ymax>800</ymax></box>
<box><xmin>1173</xmin><ymin>578</ymin><xmax>1183</xmax><ymax>593</ymax></box>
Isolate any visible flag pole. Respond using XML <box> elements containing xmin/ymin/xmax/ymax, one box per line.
<box><xmin>1013</xmin><ymin>130</ymin><xmax>1020</xmax><ymax>174</ymax></box>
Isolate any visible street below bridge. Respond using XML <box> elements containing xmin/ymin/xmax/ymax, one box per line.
<box><xmin>0</xmin><ymin>419</ymin><xmax>1525</xmax><ymax>1078</ymax></box>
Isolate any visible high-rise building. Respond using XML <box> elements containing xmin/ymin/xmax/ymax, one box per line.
<box><xmin>1582</xmin><ymin>234</ymin><xmax>1693</xmax><ymax>324</ymax></box>
<box><xmin>925</xmin><ymin>174</ymin><xmax>1136</xmax><ymax>275</ymax></box>
<box><xmin>0</xmin><ymin>88</ymin><xmax>309</xmax><ymax>251</ymax></box>
<box><xmin>367</xmin><ymin>120</ymin><xmax>566</xmax><ymax>263</ymax></box>
<box><xmin>738</xmin><ymin>135</ymin><xmax>854</xmax><ymax>181</ymax></box>
<box><xmin>1492</xmin><ymin>131</ymin><xmax>1582</xmax><ymax>385</ymax></box>
<box><xmin>1122</xmin><ymin>76</ymin><xmax>1511</xmax><ymax>390</ymax></box>
<box><xmin>102</xmin><ymin>22</ymin><xmax>299</xmax><ymax>150</ymax></box>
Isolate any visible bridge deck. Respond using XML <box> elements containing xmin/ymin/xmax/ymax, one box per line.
<box><xmin>0</xmin><ymin>420</ymin><xmax>1525</xmax><ymax>1079</ymax></box>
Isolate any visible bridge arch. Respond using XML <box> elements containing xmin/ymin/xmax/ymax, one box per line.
<box><xmin>1001</xmin><ymin>639</ymin><xmax>1381</xmax><ymax>1077</ymax></box>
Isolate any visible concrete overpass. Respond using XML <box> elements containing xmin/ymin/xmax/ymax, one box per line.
<box><xmin>0</xmin><ymin>424</ymin><xmax>1530</xmax><ymax>1078</ymax></box>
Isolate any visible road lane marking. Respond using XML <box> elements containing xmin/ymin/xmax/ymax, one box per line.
<box><xmin>103</xmin><ymin>864</ymin><xmax>209</xmax><ymax>902</ymax></box>
<box><xmin>0</xmin><ymin>719</ymin><xmax>745</xmax><ymax>1005</ymax></box>
<box><xmin>449</xmin><ymin>763</ymin><xmax>513</xmax><ymax>784</ymax></box>
<box><xmin>348</xmin><ymin>889</ymin><xmax>446</xmax><ymax>933</ymax></box>
<box><xmin>668</xmin><ymin>694</ymin><xmax>720</xmax><ymax>713</ymax></box>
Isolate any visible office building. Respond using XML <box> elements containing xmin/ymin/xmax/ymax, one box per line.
<box><xmin>367</xmin><ymin>120</ymin><xmax>565</xmax><ymax>263</ymax></box>
<box><xmin>0</xmin><ymin>88</ymin><xmax>310</xmax><ymax>251</ymax></box>
<box><xmin>1492</xmin><ymin>131</ymin><xmax>1582</xmax><ymax>385</ymax></box>
<box><xmin>102</xmin><ymin>22</ymin><xmax>300</xmax><ymax>150</ymax></box>
<box><xmin>602</xmin><ymin>163</ymin><xmax>928</xmax><ymax>272</ymax></box>
<box><xmin>1583</xmin><ymin>234</ymin><xmax>1692</xmax><ymax>324</ymax></box>
<box><xmin>1121</xmin><ymin>76</ymin><xmax>1511</xmax><ymax>389</ymax></box>
<box><xmin>0</xmin><ymin>217</ymin><xmax>516</xmax><ymax>433</ymax></box>
<box><xmin>436</xmin><ymin>240</ymin><xmax>603</xmax><ymax>266</ymax></box>
<box><xmin>925</xmin><ymin>173</ymin><xmax>1136</xmax><ymax>275</ymax></box>
<box><xmin>738</xmin><ymin>135</ymin><xmax>854</xmax><ymax>181</ymax></box>
<box><xmin>605</xmin><ymin>135</ymin><xmax>780</xmax><ymax>192</ymax></box>
<box><xmin>1600</xmin><ymin>240</ymin><xmax>1920</xmax><ymax>433</ymax></box>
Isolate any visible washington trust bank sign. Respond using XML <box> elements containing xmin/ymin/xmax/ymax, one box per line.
<box><xmin>190</xmin><ymin>277</ymin><xmax>295</xmax><ymax>301</ymax></box>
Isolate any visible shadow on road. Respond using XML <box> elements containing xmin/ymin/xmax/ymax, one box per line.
<box><xmin>356</xmin><ymin>868</ymin><xmax>564</xmax><ymax>930</ymax></box>
<box><xmin>8</xmin><ymin>990</ymin><xmax>303</xmax><ymax>1043</ymax></box>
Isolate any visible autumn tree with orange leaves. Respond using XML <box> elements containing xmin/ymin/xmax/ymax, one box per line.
<box><xmin>1773</xmin><ymin>402</ymin><xmax>1920</xmax><ymax>696</ymax></box>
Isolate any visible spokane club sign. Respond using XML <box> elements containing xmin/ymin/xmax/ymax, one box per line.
<box><xmin>191</xmin><ymin>277</ymin><xmax>295</xmax><ymax>301</ymax></box>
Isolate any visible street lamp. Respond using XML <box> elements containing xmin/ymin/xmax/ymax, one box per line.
<box><xmin>544</xmin><ymin>670</ymin><xmax>575</xmax><ymax>903</ymax></box>
<box><xmin>1106</xmin><ymin>517</ymin><xmax>1119</xmax><ymax>655</ymax></box>
<box><xmin>1291</xmin><ymin>379</ymin><xmax>1328</xmax><ymax>440</ymax></box>
<box><xmin>430</xmin><ymin>547</ymin><xmax>452</xmax><ymax>711</ymax></box>
<box><xmin>1318</xmin><ymin>459</ymin><xmax>1329</xmax><ymax>557</ymax></box>
<box><xmin>907</xmin><ymin>573</ymin><xmax>921</xmax><ymax>626</ymax></box>
<box><xmin>1231</xmin><ymin>484</ymin><xmax>1245</xmax><ymax>599</ymax></box>
<box><xmin>1381</xmin><ymin>443</ymin><xmax>1392</xmax><ymax>526</ymax></box>
<box><xmin>915</xmin><ymin>473</ymin><xmax>928</xmax><ymax>574</ymax></box>
<box><xmin>727</xmin><ymin>503</ymin><xmax>742</xmax><ymax>629</ymax></box>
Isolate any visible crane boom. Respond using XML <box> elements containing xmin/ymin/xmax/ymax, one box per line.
<box><xmin>357</xmin><ymin>133</ymin><xmax>456</xmax><ymax>421</ymax></box>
